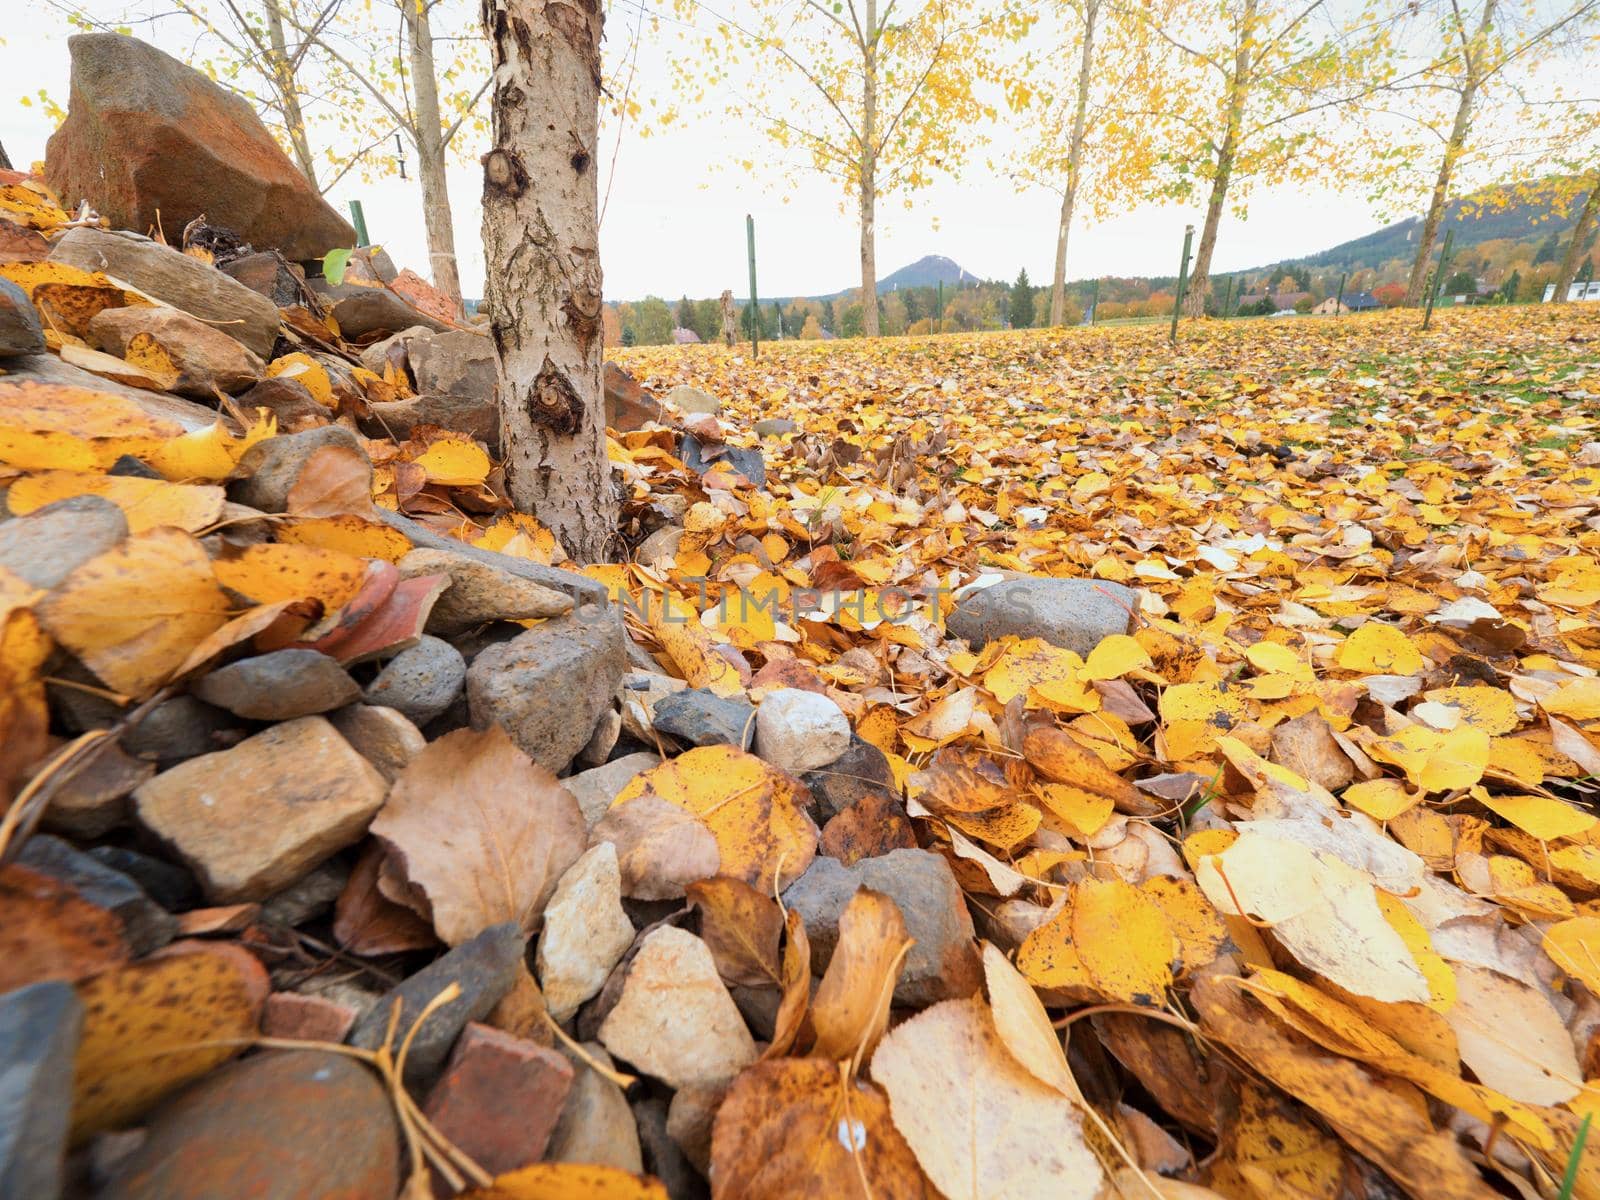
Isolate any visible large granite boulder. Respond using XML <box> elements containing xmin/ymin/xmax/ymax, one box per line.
<box><xmin>44</xmin><ymin>33</ymin><xmax>355</xmax><ymax>261</ymax></box>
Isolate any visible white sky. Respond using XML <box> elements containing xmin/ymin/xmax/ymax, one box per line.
<box><xmin>2</xmin><ymin>4</ymin><xmax>1402</xmax><ymax>302</ymax></box>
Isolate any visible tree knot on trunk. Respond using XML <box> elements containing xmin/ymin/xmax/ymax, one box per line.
<box><xmin>482</xmin><ymin>147</ymin><xmax>529</xmax><ymax>200</ymax></box>
<box><xmin>526</xmin><ymin>358</ymin><xmax>586</xmax><ymax>435</ymax></box>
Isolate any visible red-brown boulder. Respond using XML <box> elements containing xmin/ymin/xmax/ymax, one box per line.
<box><xmin>45</xmin><ymin>34</ymin><xmax>355</xmax><ymax>262</ymax></box>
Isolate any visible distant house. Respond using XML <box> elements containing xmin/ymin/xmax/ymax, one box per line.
<box><xmin>1542</xmin><ymin>281</ymin><xmax>1600</xmax><ymax>302</ymax></box>
<box><xmin>1312</xmin><ymin>291</ymin><xmax>1380</xmax><ymax>315</ymax></box>
<box><xmin>671</xmin><ymin>327</ymin><xmax>702</xmax><ymax>344</ymax></box>
<box><xmin>1236</xmin><ymin>290</ymin><xmax>1310</xmax><ymax>314</ymax></box>
<box><xmin>1271</xmin><ymin>291</ymin><xmax>1311</xmax><ymax>311</ymax></box>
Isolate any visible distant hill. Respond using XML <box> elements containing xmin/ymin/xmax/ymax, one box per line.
<box><xmin>804</xmin><ymin>254</ymin><xmax>977</xmax><ymax>301</ymax></box>
<box><xmin>1270</xmin><ymin>178</ymin><xmax>1584</xmax><ymax>274</ymax></box>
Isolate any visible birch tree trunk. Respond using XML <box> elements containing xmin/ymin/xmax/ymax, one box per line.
<box><xmin>1405</xmin><ymin>0</ymin><xmax>1495</xmax><ymax>304</ymax></box>
<box><xmin>858</xmin><ymin>0</ymin><xmax>881</xmax><ymax>338</ymax></box>
<box><xmin>404</xmin><ymin>0</ymin><xmax>464</xmax><ymax>314</ymax></box>
<box><xmin>264</xmin><ymin>0</ymin><xmax>320</xmax><ymax>189</ymax></box>
<box><xmin>1183</xmin><ymin>0</ymin><xmax>1252</xmax><ymax>317</ymax></box>
<box><xmin>481</xmin><ymin>0</ymin><xmax>618</xmax><ymax>562</ymax></box>
<box><xmin>1553</xmin><ymin>172</ymin><xmax>1599</xmax><ymax>302</ymax></box>
<box><xmin>1050</xmin><ymin>0</ymin><xmax>1099</xmax><ymax>327</ymax></box>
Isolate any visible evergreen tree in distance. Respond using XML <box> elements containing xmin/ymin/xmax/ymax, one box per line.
<box><xmin>1010</xmin><ymin>269</ymin><xmax>1036</xmax><ymax>329</ymax></box>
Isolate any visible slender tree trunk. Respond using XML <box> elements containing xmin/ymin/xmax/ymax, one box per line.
<box><xmin>1554</xmin><ymin>173</ymin><xmax>1600</xmax><ymax>302</ymax></box>
<box><xmin>1051</xmin><ymin>0</ymin><xmax>1099</xmax><ymax>326</ymax></box>
<box><xmin>1403</xmin><ymin>85</ymin><xmax>1477</xmax><ymax>304</ymax></box>
<box><xmin>264</xmin><ymin>0</ymin><xmax>320</xmax><ymax>189</ymax></box>
<box><xmin>404</xmin><ymin>0</ymin><xmax>463</xmax><ymax>314</ymax></box>
<box><xmin>858</xmin><ymin>0</ymin><xmax>880</xmax><ymax>337</ymax></box>
<box><xmin>1183</xmin><ymin>0</ymin><xmax>1252</xmax><ymax>317</ymax></box>
<box><xmin>1405</xmin><ymin>0</ymin><xmax>1495</xmax><ymax>304</ymax></box>
<box><xmin>481</xmin><ymin>0</ymin><xmax>617</xmax><ymax>561</ymax></box>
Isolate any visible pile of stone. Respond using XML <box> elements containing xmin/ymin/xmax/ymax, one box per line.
<box><xmin>0</xmin><ymin>30</ymin><xmax>1144</xmax><ymax>1200</ymax></box>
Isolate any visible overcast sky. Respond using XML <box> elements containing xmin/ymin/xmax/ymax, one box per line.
<box><xmin>2</xmin><ymin>3</ymin><xmax>1406</xmax><ymax>302</ymax></box>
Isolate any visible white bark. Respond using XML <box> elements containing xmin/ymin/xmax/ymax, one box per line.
<box><xmin>482</xmin><ymin>0</ymin><xmax>618</xmax><ymax>562</ymax></box>
<box><xmin>858</xmin><ymin>0</ymin><xmax>881</xmax><ymax>337</ymax></box>
<box><xmin>1050</xmin><ymin>0</ymin><xmax>1099</xmax><ymax>327</ymax></box>
<box><xmin>1555</xmin><ymin>174</ymin><xmax>1600</xmax><ymax>301</ymax></box>
<box><xmin>404</xmin><ymin>0</ymin><xmax>464</xmax><ymax>313</ymax></box>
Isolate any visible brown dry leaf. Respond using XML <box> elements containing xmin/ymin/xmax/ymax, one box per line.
<box><xmin>686</xmin><ymin>876</ymin><xmax>785</xmax><ymax>988</ymax></box>
<box><xmin>870</xmin><ymin>995</ymin><xmax>1103</xmax><ymax>1200</ymax></box>
<box><xmin>72</xmin><ymin>941</ymin><xmax>266</xmax><ymax>1138</ymax></box>
<box><xmin>167</xmin><ymin>597</ymin><xmax>322</xmax><ymax>682</ymax></box>
<box><xmin>1205</xmin><ymin>1082</ymin><xmax>1350</xmax><ymax>1200</ymax></box>
<box><xmin>809</xmin><ymin>887</ymin><xmax>911</xmax><ymax>1065</ymax></box>
<box><xmin>37</xmin><ymin>527</ymin><xmax>231</xmax><ymax>697</ymax></box>
<box><xmin>592</xmin><ymin>794</ymin><xmax>722</xmax><ymax>900</ymax></box>
<box><xmin>709</xmin><ymin>1057</ymin><xmax>929</xmax><ymax>1199</ymax></box>
<box><xmin>370</xmin><ymin>725</ymin><xmax>587</xmax><ymax>945</ymax></box>
<box><xmin>764</xmin><ymin>908</ymin><xmax>813</xmax><ymax>1060</ymax></box>
<box><xmin>332</xmin><ymin>842</ymin><xmax>438</xmax><ymax>956</ymax></box>
<box><xmin>0</xmin><ymin>863</ymin><xmax>129</xmax><ymax>991</ymax></box>
<box><xmin>1191</xmin><ymin>974</ymin><xmax>1496</xmax><ymax>1200</ymax></box>
<box><xmin>284</xmin><ymin>443</ymin><xmax>379</xmax><ymax>518</ymax></box>
<box><xmin>460</xmin><ymin>1164</ymin><xmax>669</xmax><ymax>1199</ymax></box>
<box><xmin>1022</xmin><ymin>724</ymin><xmax>1155</xmax><ymax>815</ymax></box>
<box><xmin>613</xmin><ymin>745</ymin><xmax>817</xmax><ymax>892</ymax></box>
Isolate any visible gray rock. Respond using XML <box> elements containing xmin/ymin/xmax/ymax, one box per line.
<box><xmin>85</xmin><ymin>846</ymin><xmax>196</xmax><ymax>911</ymax></box>
<box><xmin>122</xmin><ymin>695</ymin><xmax>238</xmax><ymax>764</ymax></box>
<box><xmin>801</xmin><ymin>736</ymin><xmax>896</xmax><ymax>824</ymax></box>
<box><xmin>0</xmin><ymin>495</ymin><xmax>127</xmax><ymax>588</ymax></box>
<box><xmin>40</xmin><ymin>742</ymin><xmax>152</xmax><ymax>838</ymax></box>
<box><xmin>633</xmin><ymin>1096</ymin><xmax>706</xmax><ymax>1200</ymax></box>
<box><xmin>348</xmin><ymin>922</ymin><xmax>525</xmax><ymax>1087</ymax></box>
<box><xmin>408</xmin><ymin>328</ymin><xmax>494</xmax><ymax>399</ymax></box>
<box><xmin>0</xmin><ymin>277</ymin><xmax>45</xmax><ymax>358</ymax></box>
<box><xmin>945</xmin><ymin>576</ymin><xmax>1137</xmax><ymax>655</ymax></box>
<box><xmin>234</xmin><ymin>376</ymin><xmax>327</xmax><ymax>431</ymax></box>
<box><xmin>321</xmin><ymin>285</ymin><xmax>448</xmax><ymax>340</ymax></box>
<box><xmin>194</xmin><ymin>648</ymin><xmax>361</xmax><ymax>720</ymax></box>
<box><xmin>366</xmin><ymin>393</ymin><xmax>499</xmax><ymax>453</ymax></box>
<box><xmin>652</xmin><ymin>689</ymin><xmax>755</xmax><ymax>750</ymax></box>
<box><xmin>18</xmin><ymin>834</ymin><xmax>178</xmax><ymax>956</ymax></box>
<box><xmin>0</xmin><ymin>351</ymin><xmax>220</xmax><ymax>432</ymax></box>
<box><xmin>546</xmin><ymin>1042</ymin><xmax>643</xmax><ymax>1172</ymax></box>
<box><xmin>753</xmin><ymin>417</ymin><xmax>798</xmax><ymax>438</ymax></box>
<box><xmin>563</xmin><ymin>751</ymin><xmax>662</xmax><ymax>828</ymax></box>
<box><xmin>357</xmin><ymin>326</ymin><xmax>433</xmax><ymax>374</ymax></box>
<box><xmin>220</xmin><ymin>250</ymin><xmax>307</xmax><ymax>308</ymax></box>
<box><xmin>364</xmin><ymin>636</ymin><xmax>465</xmax><ymax>726</ymax></box>
<box><xmin>398</xmin><ymin>547</ymin><xmax>572</xmax><ymax>636</ymax></box>
<box><xmin>374</xmin><ymin>507</ymin><xmax>610</xmax><ymax>608</ymax></box>
<box><xmin>0</xmin><ymin>982</ymin><xmax>81</xmax><ymax>1200</ymax></box>
<box><xmin>49</xmin><ymin>227</ymin><xmax>281</xmax><ymax>357</ymax></box>
<box><xmin>754</xmin><ymin>688</ymin><xmax>850</xmax><ymax>775</ymax></box>
<box><xmin>329</xmin><ymin>704</ymin><xmax>425</xmax><ymax>782</ymax></box>
<box><xmin>230</xmin><ymin>425</ymin><xmax>370</xmax><ymax>513</ymax></box>
<box><xmin>259</xmin><ymin>858</ymin><xmax>350</xmax><ymax>928</ymax></box>
<box><xmin>467</xmin><ymin>611</ymin><xmax>627</xmax><ymax>774</ymax></box>
<box><xmin>664</xmin><ymin>385</ymin><xmax>720</xmax><ymax>415</ymax></box>
<box><xmin>781</xmin><ymin>848</ymin><xmax>982</xmax><ymax>1007</ymax></box>
<box><xmin>679</xmin><ymin>434</ymin><xmax>765</xmax><ymax>487</ymax></box>
<box><xmin>87</xmin><ymin>305</ymin><xmax>265</xmax><ymax>397</ymax></box>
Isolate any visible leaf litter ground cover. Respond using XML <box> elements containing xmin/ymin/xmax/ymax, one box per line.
<box><xmin>7</xmin><ymin>263</ymin><xmax>1600</xmax><ymax>1199</ymax></box>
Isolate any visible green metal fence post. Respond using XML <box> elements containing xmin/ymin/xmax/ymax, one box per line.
<box><xmin>1170</xmin><ymin>224</ymin><xmax>1195</xmax><ymax>343</ymax></box>
<box><xmin>746</xmin><ymin>214</ymin><xmax>759</xmax><ymax>357</ymax></box>
<box><xmin>1422</xmin><ymin>229</ymin><xmax>1455</xmax><ymax>331</ymax></box>
<box><xmin>937</xmin><ymin>280</ymin><xmax>944</xmax><ymax>334</ymax></box>
<box><xmin>1220</xmin><ymin>274</ymin><xmax>1234</xmax><ymax>320</ymax></box>
<box><xmin>1334</xmin><ymin>270</ymin><xmax>1347</xmax><ymax>316</ymax></box>
<box><xmin>1090</xmin><ymin>278</ymin><xmax>1099</xmax><ymax>325</ymax></box>
<box><xmin>348</xmin><ymin>201</ymin><xmax>370</xmax><ymax>248</ymax></box>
